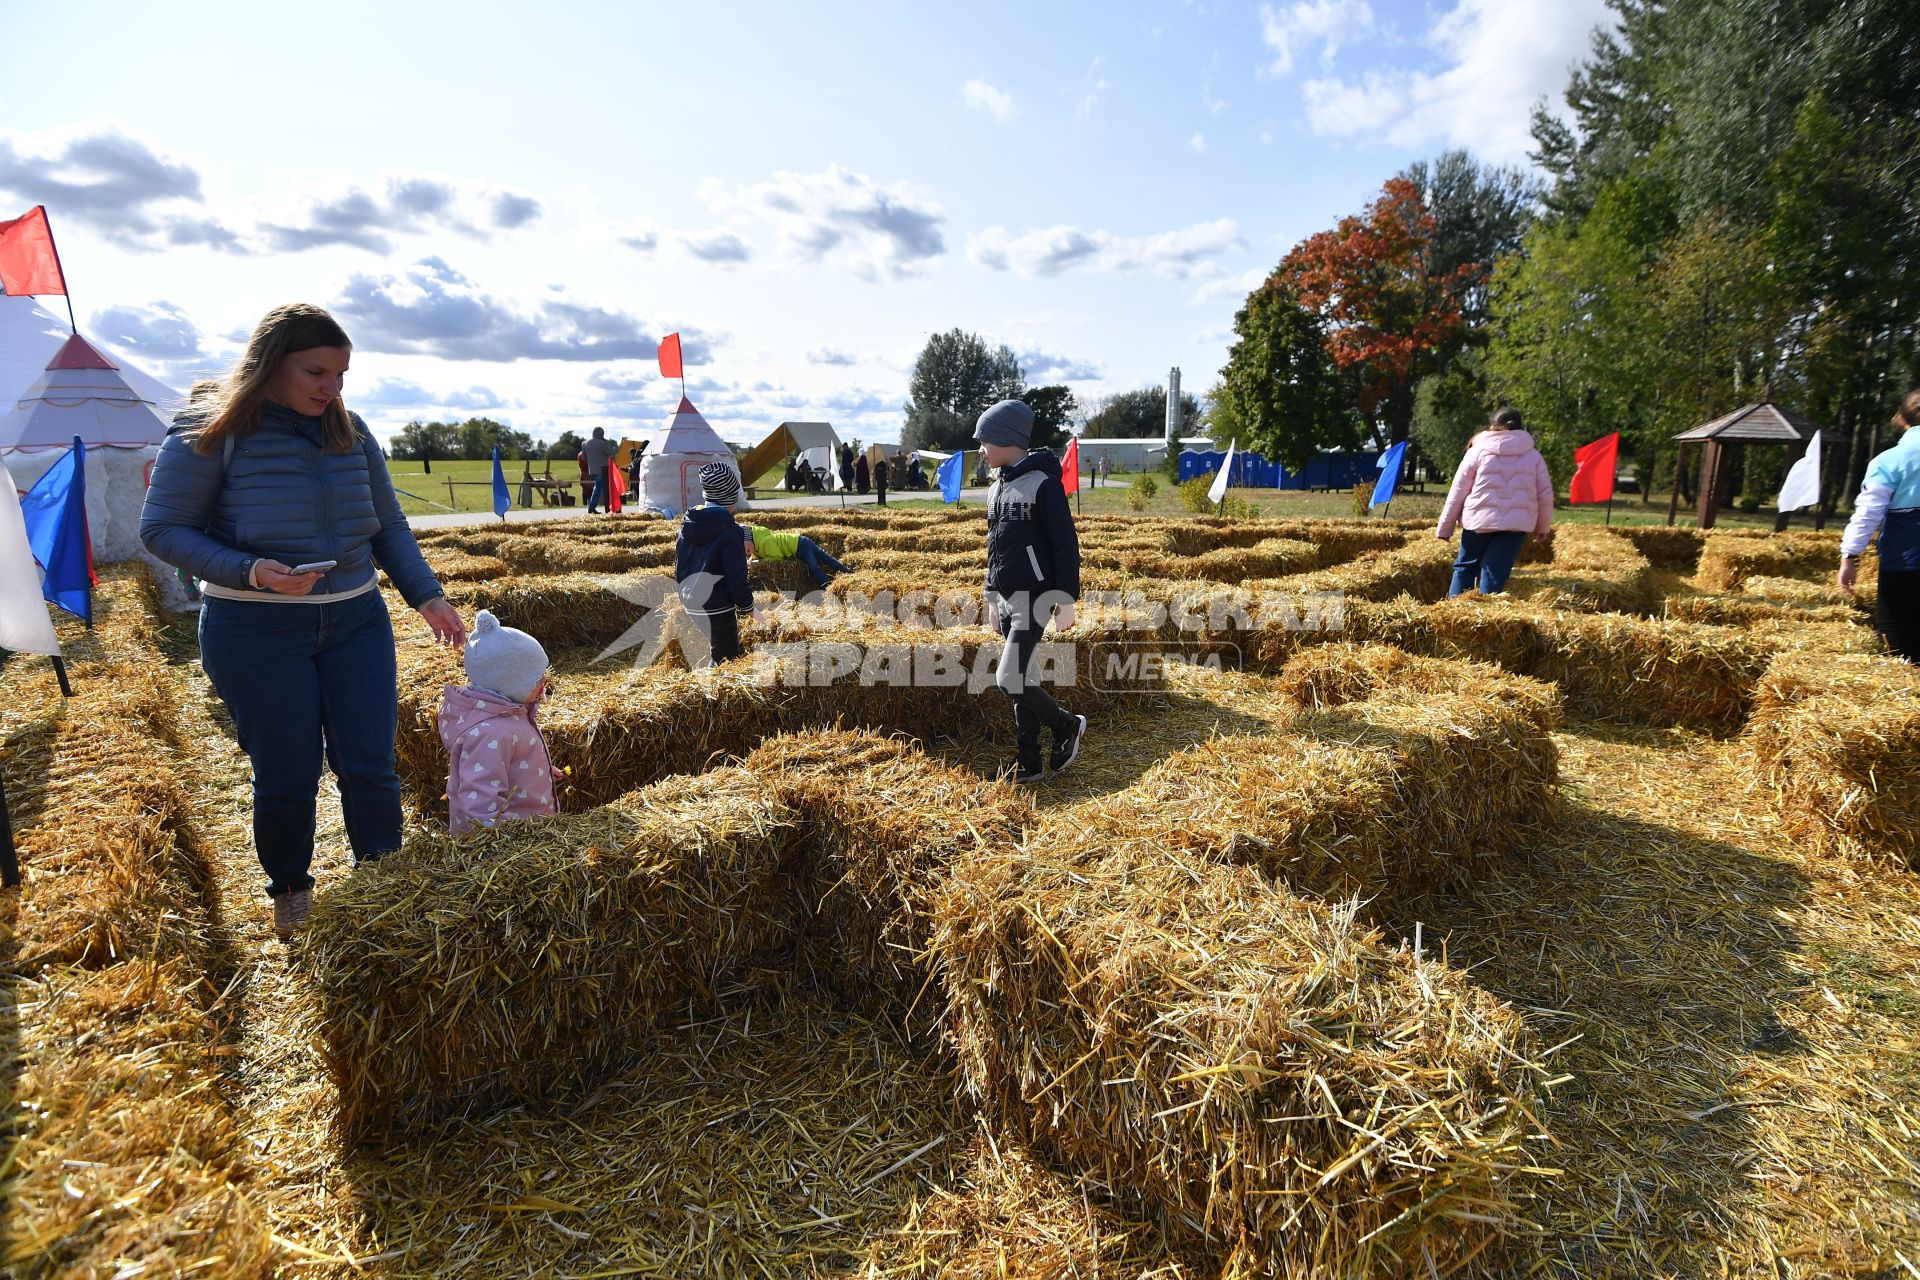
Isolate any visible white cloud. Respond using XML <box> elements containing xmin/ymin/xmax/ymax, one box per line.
<box><xmin>970</xmin><ymin>218</ymin><xmax>1245</xmax><ymax>279</ymax></box>
<box><xmin>1260</xmin><ymin>0</ymin><xmax>1375</xmax><ymax>77</ymax></box>
<box><xmin>1188</xmin><ymin>132</ymin><xmax>1207</xmax><ymax>154</ymax></box>
<box><xmin>701</xmin><ymin>165</ymin><xmax>946</xmax><ymax>281</ymax></box>
<box><xmin>1298</xmin><ymin>0</ymin><xmax>1613</xmax><ymax>164</ymax></box>
<box><xmin>962</xmin><ymin>79</ymin><xmax>1017</xmax><ymax>122</ymax></box>
<box><xmin>807</xmin><ymin>347</ymin><xmax>860</xmax><ymax>366</ymax></box>
<box><xmin>1190</xmin><ymin>266</ymin><xmax>1270</xmax><ymax>306</ymax></box>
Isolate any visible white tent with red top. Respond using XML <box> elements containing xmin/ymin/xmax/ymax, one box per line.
<box><xmin>638</xmin><ymin>395</ymin><xmax>740</xmax><ymax>516</ymax></box>
<box><xmin>1</xmin><ymin>309</ymin><xmax>182</xmax><ymax>562</ymax></box>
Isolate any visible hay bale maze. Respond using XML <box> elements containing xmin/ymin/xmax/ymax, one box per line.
<box><xmin>4</xmin><ymin>511</ymin><xmax>1918</xmax><ymax>1277</ymax></box>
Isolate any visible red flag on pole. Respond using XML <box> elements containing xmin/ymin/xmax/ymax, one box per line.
<box><xmin>657</xmin><ymin>332</ymin><xmax>683</xmax><ymax>380</ymax></box>
<box><xmin>1060</xmin><ymin>436</ymin><xmax>1080</xmax><ymax>492</ymax></box>
<box><xmin>0</xmin><ymin>206</ymin><xmax>68</xmax><ymax>298</ymax></box>
<box><xmin>607</xmin><ymin>458</ymin><xmax>627</xmax><ymax>514</ymax></box>
<box><xmin>1569</xmin><ymin>431</ymin><xmax>1620</xmax><ymax>504</ymax></box>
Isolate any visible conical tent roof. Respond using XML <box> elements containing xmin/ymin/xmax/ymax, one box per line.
<box><xmin>0</xmin><ymin>329</ymin><xmax>176</xmax><ymax>452</ymax></box>
<box><xmin>652</xmin><ymin>395</ymin><xmax>731</xmax><ymax>456</ymax></box>
<box><xmin>0</xmin><ymin>296</ymin><xmax>179</xmax><ymax>424</ymax></box>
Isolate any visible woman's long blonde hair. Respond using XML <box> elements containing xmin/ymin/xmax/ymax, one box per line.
<box><xmin>188</xmin><ymin>303</ymin><xmax>358</xmax><ymax>456</ymax></box>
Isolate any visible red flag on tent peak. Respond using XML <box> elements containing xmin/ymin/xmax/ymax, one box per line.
<box><xmin>0</xmin><ymin>206</ymin><xmax>68</xmax><ymax>298</ymax></box>
<box><xmin>1061</xmin><ymin>436</ymin><xmax>1080</xmax><ymax>492</ymax></box>
<box><xmin>1569</xmin><ymin>432</ymin><xmax>1620</xmax><ymax>504</ymax></box>
<box><xmin>657</xmin><ymin>332</ymin><xmax>683</xmax><ymax>380</ymax></box>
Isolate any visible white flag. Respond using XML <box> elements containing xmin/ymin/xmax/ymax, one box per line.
<box><xmin>0</xmin><ymin>459</ymin><xmax>60</xmax><ymax>656</ymax></box>
<box><xmin>1776</xmin><ymin>430</ymin><xmax>1823</xmax><ymax>513</ymax></box>
<box><xmin>1207</xmin><ymin>438</ymin><xmax>1238</xmax><ymax>505</ymax></box>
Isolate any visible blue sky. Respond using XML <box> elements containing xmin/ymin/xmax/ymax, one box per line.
<box><xmin>0</xmin><ymin>0</ymin><xmax>1611</xmax><ymax>446</ymax></box>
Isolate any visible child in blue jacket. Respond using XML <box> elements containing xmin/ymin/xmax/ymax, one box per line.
<box><xmin>675</xmin><ymin>463</ymin><xmax>756</xmax><ymax>665</ymax></box>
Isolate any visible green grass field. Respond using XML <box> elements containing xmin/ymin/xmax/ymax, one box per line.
<box><xmin>386</xmin><ymin>458</ymin><xmax>585</xmax><ymax>517</ymax></box>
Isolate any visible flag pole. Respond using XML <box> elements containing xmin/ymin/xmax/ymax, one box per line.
<box><xmin>1605</xmin><ymin>487</ymin><xmax>1614</xmax><ymax>526</ymax></box>
<box><xmin>37</xmin><ymin>206</ymin><xmax>77</xmax><ymax>334</ymax></box>
<box><xmin>50</xmin><ymin>655</ymin><xmax>72</xmax><ymax>697</ymax></box>
<box><xmin>0</xmin><ymin>769</ymin><xmax>19</xmax><ymax>888</ymax></box>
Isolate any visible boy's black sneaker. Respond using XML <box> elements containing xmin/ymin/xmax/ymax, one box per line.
<box><xmin>999</xmin><ymin>761</ymin><xmax>1046</xmax><ymax>786</ymax></box>
<box><xmin>1050</xmin><ymin>714</ymin><xmax>1089</xmax><ymax>774</ymax></box>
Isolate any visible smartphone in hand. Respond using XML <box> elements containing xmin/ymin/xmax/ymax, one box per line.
<box><xmin>290</xmin><ymin>560</ymin><xmax>338</xmax><ymax>575</ymax></box>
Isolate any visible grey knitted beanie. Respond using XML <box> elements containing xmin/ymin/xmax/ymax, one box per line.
<box><xmin>464</xmin><ymin>609</ymin><xmax>549</xmax><ymax>703</ymax></box>
<box><xmin>973</xmin><ymin>399</ymin><xmax>1034</xmax><ymax>448</ymax></box>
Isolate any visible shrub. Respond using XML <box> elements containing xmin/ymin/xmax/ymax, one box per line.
<box><xmin>1126</xmin><ymin>474</ymin><xmax>1159</xmax><ymax>511</ymax></box>
<box><xmin>1351</xmin><ymin>480</ymin><xmax>1375</xmax><ymax>517</ymax></box>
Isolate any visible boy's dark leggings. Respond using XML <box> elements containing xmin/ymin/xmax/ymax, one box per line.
<box><xmin>997</xmin><ymin>605</ymin><xmax>1075</xmax><ymax>771</ymax></box>
<box><xmin>693</xmin><ymin>609</ymin><xmax>743</xmax><ymax>666</ymax></box>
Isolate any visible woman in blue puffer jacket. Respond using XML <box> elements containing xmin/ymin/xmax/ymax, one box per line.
<box><xmin>140</xmin><ymin>303</ymin><xmax>466</xmax><ymax>939</ymax></box>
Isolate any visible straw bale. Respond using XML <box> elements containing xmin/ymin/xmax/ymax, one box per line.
<box><xmin>1744</xmin><ymin>651</ymin><xmax>1920</xmax><ymax>866</ymax></box>
<box><xmin>1617</xmin><ymin>524</ymin><xmax>1705</xmax><ymax>574</ymax></box>
<box><xmin>1369</xmin><ymin>595</ymin><xmax>1772</xmax><ymax>733</ymax></box>
<box><xmin>1696</xmin><ymin>531</ymin><xmax>1836</xmax><ymax>591</ymax></box>
<box><xmin>6</xmin><ymin>959</ymin><xmax>273</xmax><ymax>1278</ymax></box>
<box><xmin>1743</xmin><ymin>616</ymin><xmax>1885</xmax><ymax>655</ymax></box>
<box><xmin>931</xmin><ymin>843</ymin><xmax>1544</xmax><ymax>1276</ymax></box>
<box><xmin>1510</xmin><ymin>525</ymin><xmax>1656</xmax><ymax>614</ymax></box>
<box><xmin>1662</xmin><ymin>592</ymin><xmax>1860</xmax><ymax>627</ymax></box>
<box><xmin>1741</xmin><ymin>574</ymin><xmax>1858</xmax><ymax>609</ymax></box>
<box><xmin>742</xmin><ymin>729</ymin><xmax>1032</xmax><ymax>1019</ymax></box>
<box><xmin>1290</xmin><ymin>536</ymin><xmax>1453</xmax><ymax>603</ymax></box>
<box><xmin>1094</xmin><ymin>658</ymin><xmax>1558</xmax><ymax>903</ymax></box>
<box><xmin>1184</xmin><ymin>536</ymin><xmax>1319</xmax><ymax>581</ymax></box>
<box><xmin>439</xmin><ymin>570</ymin><xmax>662</xmax><ymax>650</ymax></box>
<box><xmin>301</xmin><ymin>768</ymin><xmax>805</xmax><ymax>1142</ymax></box>
<box><xmin>490</xmin><ymin>533</ymin><xmax>648</xmax><ymax>575</ymax></box>
<box><xmin>419</xmin><ymin>547</ymin><xmax>513</xmax><ymax>583</ymax></box>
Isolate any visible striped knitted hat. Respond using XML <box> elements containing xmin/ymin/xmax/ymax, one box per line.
<box><xmin>699</xmin><ymin>462</ymin><xmax>742</xmax><ymax>506</ymax></box>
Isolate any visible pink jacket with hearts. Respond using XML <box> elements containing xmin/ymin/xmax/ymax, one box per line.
<box><xmin>438</xmin><ymin>684</ymin><xmax>558</xmax><ymax>836</ymax></box>
<box><xmin>1436</xmin><ymin>430</ymin><xmax>1556</xmax><ymax>538</ymax></box>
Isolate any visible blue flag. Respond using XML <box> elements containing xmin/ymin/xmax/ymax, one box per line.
<box><xmin>491</xmin><ymin>445</ymin><xmax>510</xmax><ymax>520</ymax></box>
<box><xmin>937</xmin><ymin>450</ymin><xmax>964</xmax><ymax>503</ymax></box>
<box><xmin>19</xmin><ymin>437</ymin><xmax>91</xmax><ymax>624</ymax></box>
<box><xmin>1371</xmin><ymin>440</ymin><xmax>1408</xmax><ymax>509</ymax></box>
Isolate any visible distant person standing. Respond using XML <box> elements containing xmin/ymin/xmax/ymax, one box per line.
<box><xmin>874</xmin><ymin>456</ymin><xmax>890</xmax><ymax>506</ymax></box>
<box><xmin>1435</xmin><ymin>407</ymin><xmax>1554</xmax><ymax>597</ymax></box>
<box><xmin>839</xmin><ymin>446</ymin><xmax>856</xmax><ymax>494</ymax></box>
<box><xmin>1097</xmin><ymin>453</ymin><xmax>1110</xmax><ymax>487</ymax></box>
<box><xmin>1840</xmin><ymin>389</ymin><xmax>1920</xmax><ymax>662</ymax></box>
<box><xmin>855</xmin><ymin>453</ymin><xmax>871</xmax><ymax>494</ymax></box>
<box><xmin>582</xmin><ymin>427</ymin><xmax>616</xmax><ymax>514</ymax></box>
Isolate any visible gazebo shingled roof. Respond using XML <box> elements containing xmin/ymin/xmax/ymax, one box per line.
<box><xmin>1672</xmin><ymin>402</ymin><xmax>1822</xmax><ymax>445</ymax></box>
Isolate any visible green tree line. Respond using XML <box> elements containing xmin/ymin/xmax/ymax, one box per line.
<box><xmin>1213</xmin><ymin>0</ymin><xmax>1919</xmax><ymax>509</ymax></box>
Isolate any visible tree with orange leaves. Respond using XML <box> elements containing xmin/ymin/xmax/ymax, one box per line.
<box><xmin>1279</xmin><ymin>177</ymin><xmax>1479</xmax><ymax>445</ymax></box>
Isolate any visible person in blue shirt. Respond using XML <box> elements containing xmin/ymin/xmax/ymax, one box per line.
<box><xmin>1839</xmin><ymin>389</ymin><xmax>1920</xmax><ymax>662</ymax></box>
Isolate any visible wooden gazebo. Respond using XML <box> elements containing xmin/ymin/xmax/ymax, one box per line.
<box><xmin>1667</xmin><ymin>401</ymin><xmax>1834</xmax><ymax>529</ymax></box>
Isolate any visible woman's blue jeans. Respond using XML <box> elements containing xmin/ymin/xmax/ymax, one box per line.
<box><xmin>199</xmin><ymin>591</ymin><xmax>403</xmax><ymax>897</ymax></box>
<box><xmin>1448</xmin><ymin>529</ymin><xmax>1529</xmax><ymax>597</ymax></box>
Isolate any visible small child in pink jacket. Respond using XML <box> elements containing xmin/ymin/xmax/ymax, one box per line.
<box><xmin>439</xmin><ymin>610</ymin><xmax>558</xmax><ymax>836</ymax></box>
<box><xmin>1435</xmin><ymin>407</ymin><xmax>1555</xmax><ymax>597</ymax></box>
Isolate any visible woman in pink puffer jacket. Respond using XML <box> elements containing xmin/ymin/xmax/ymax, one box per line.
<box><xmin>1435</xmin><ymin>407</ymin><xmax>1555</xmax><ymax>597</ymax></box>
